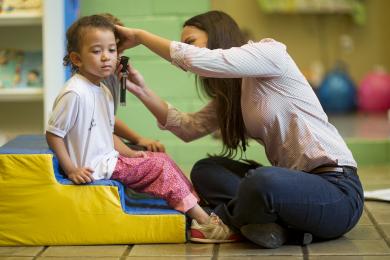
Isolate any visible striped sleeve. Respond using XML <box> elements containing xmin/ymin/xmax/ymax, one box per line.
<box><xmin>170</xmin><ymin>39</ymin><xmax>289</xmax><ymax>79</ymax></box>
<box><xmin>158</xmin><ymin>101</ymin><xmax>219</xmax><ymax>142</ymax></box>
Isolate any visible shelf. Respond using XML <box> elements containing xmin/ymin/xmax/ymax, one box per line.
<box><xmin>257</xmin><ymin>0</ymin><xmax>355</xmax><ymax>14</ymax></box>
<box><xmin>0</xmin><ymin>88</ymin><xmax>43</xmax><ymax>101</ymax></box>
<box><xmin>0</xmin><ymin>11</ymin><xmax>42</xmax><ymax>26</ymax></box>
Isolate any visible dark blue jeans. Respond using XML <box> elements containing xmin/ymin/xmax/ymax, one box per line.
<box><xmin>190</xmin><ymin>157</ymin><xmax>364</xmax><ymax>239</ymax></box>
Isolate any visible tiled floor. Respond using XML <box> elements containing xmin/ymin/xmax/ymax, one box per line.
<box><xmin>1</xmin><ymin>197</ymin><xmax>390</xmax><ymax>260</ymax></box>
<box><xmin>1</xmin><ymin>114</ymin><xmax>390</xmax><ymax>259</ymax></box>
<box><xmin>1</xmin><ymin>187</ymin><xmax>390</xmax><ymax>259</ymax></box>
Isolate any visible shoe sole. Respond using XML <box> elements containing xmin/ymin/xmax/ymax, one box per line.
<box><xmin>241</xmin><ymin>224</ymin><xmax>313</xmax><ymax>248</ymax></box>
<box><xmin>301</xmin><ymin>232</ymin><xmax>313</xmax><ymax>246</ymax></box>
<box><xmin>240</xmin><ymin>223</ymin><xmax>286</xmax><ymax>249</ymax></box>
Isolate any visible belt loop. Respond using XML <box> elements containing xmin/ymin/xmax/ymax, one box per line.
<box><xmin>342</xmin><ymin>166</ymin><xmax>357</xmax><ymax>174</ymax></box>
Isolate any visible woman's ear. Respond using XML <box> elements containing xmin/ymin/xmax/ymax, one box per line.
<box><xmin>69</xmin><ymin>52</ymin><xmax>82</xmax><ymax>69</ymax></box>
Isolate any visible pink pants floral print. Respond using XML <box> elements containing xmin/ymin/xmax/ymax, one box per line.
<box><xmin>111</xmin><ymin>151</ymin><xmax>199</xmax><ymax>213</ymax></box>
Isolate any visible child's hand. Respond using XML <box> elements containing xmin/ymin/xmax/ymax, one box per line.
<box><xmin>67</xmin><ymin>167</ymin><xmax>94</xmax><ymax>184</ymax></box>
<box><xmin>137</xmin><ymin>137</ymin><xmax>165</xmax><ymax>152</ymax></box>
<box><xmin>127</xmin><ymin>149</ymin><xmax>147</xmax><ymax>158</ymax></box>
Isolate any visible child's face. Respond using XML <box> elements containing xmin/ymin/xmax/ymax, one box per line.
<box><xmin>72</xmin><ymin>28</ymin><xmax>117</xmax><ymax>85</ymax></box>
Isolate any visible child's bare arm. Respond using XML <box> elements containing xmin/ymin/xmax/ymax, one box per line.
<box><xmin>45</xmin><ymin>131</ymin><xmax>75</xmax><ymax>174</ymax></box>
<box><xmin>113</xmin><ymin>134</ymin><xmax>146</xmax><ymax>158</ymax></box>
<box><xmin>114</xmin><ymin>117</ymin><xmax>165</xmax><ymax>152</ymax></box>
<box><xmin>46</xmin><ymin>131</ymin><xmax>94</xmax><ymax>184</ymax></box>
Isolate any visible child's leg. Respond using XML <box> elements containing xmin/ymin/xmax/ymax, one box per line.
<box><xmin>187</xmin><ymin>204</ymin><xmax>210</xmax><ymax>224</ymax></box>
<box><xmin>111</xmin><ymin>152</ymin><xmax>199</xmax><ymax>212</ymax></box>
<box><xmin>111</xmin><ymin>153</ymin><xmax>239</xmax><ymax>243</ymax></box>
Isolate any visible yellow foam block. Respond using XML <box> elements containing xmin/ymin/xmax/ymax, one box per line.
<box><xmin>0</xmin><ymin>154</ymin><xmax>186</xmax><ymax>245</ymax></box>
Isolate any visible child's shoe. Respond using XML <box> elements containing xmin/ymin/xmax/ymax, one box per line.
<box><xmin>190</xmin><ymin>213</ymin><xmax>240</xmax><ymax>243</ymax></box>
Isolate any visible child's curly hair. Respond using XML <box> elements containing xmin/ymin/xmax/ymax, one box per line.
<box><xmin>98</xmin><ymin>13</ymin><xmax>124</xmax><ymax>27</ymax></box>
<box><xmin>63</xmin><ymin>15</ymin><xmax>117</xmax><ymax>73</ymax></box>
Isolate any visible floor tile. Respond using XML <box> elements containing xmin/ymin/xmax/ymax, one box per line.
<box><xmin>37</xmin><ymin>257</ymin><xmax>119</xmax><ymax>260</ymax></box>
<box><xmin>380</xmin><ymin>224</ymin><xmax>390</xmax><ymax>238</ymax></box>
<box><xmin>128</xmin><ymin>243</ymin><xmax>213</xmax><ymax>257</ymax></box>
<box><xmin>0</xmin><ymin>257</ymin><xmax>34</xmax><ymax>260</ymax></box>
<box><xmin>125</xmin><ymin>257</ymin><xmax>210</xmax><ymax>260</ymax></box>
<box><xmin>310</xmin><ymin>256</ymin><xmax>390</xmax><ymax>260</ymax></box>
<box><xmin>344</xmin><ymin>225</ymin><xmax>382</xmax><ymax>240</ymax></box>
<box><xmin>41</xmin><ymin>245</ymin><xmax>127</xmax><ymax>257</ymax></box>
<box><xmin>0</xmin><ymin>247</ymin><xmax>43</xmax><ymax>257</ymax></box>
<box><xmin>307</xmin><ymin>239</ymin><xmax>390</xmax><ymax>255</ymax></box>
<box><xmin>357</xmin><ymin>211</ymin><xmax>373</xmax><ymax>226</ymax></box>
<box><xmin>365</xmin><ymin>201</ymin><xmax>390</xmax><ymax>212</ymax></box>
<box><xmin>218</xmin><ymin>256</ymin><xmax>303</xmax><ymax>260</ymax></box>
<box><xmin>218</xmin><ymin>242</ymin><xmax>302</xmax><ymax>256</ymax></box>
<box><xmin>368</xmin><ymin>211</ymin><xmax>390</xmax><ymax>224</ymax></box>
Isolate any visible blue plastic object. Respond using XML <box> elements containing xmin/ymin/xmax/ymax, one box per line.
<box><xmin>317</xmin><ymin>65</ymin><xmax>357</xmax><ymax>114</ymax></box>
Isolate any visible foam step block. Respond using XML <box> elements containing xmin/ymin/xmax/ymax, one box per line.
<box><xmin>0</xmin><ymin>135</ymin><xmax>186</xmax><ymax>245</ymax></box>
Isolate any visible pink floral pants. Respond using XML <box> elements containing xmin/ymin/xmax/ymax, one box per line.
<box><xmin>111</xmin><ymin>152</ymin><xmax>199</xmax><ymax>213</ymax></box>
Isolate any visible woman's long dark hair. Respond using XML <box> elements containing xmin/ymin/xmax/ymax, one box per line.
<box><xmin>184</xmin><ymin>11</ymin><xmax>247</xmax><ymax>158</ymax></box>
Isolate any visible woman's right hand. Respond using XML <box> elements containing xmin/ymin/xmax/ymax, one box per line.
<box><xmin>115</xmin><ymin>25</ymin><xmax>171</xmax><ymax>61</ymax></box>
<box><xmin>115</xmin><ymin>25</ymin><xmax>142</xmax><ymax>53</ymax></box>
<box><xmin>67</xmin><ymin>167</ymin><xmax>94</xmax><ymax>184</ymax></box>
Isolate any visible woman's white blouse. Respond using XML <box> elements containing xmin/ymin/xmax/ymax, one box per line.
<box><xmin>159</xmin><ymin>40</ymin><xmax>356</xmax><ymax>171</ymax></box>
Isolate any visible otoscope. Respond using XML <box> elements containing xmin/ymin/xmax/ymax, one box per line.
<box><xmin>119</xmin><ymin>56</ymin><xmax>129</xmax><ymax>106</ymax></box>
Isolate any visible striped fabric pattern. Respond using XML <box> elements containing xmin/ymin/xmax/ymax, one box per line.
<box><xmin>161</xmin><ymin>40</ymin><xmax>356</xmax><ymax>172</ymax></box>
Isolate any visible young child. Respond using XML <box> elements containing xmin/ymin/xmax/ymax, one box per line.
<box><xmin>45</xmin><ymin>15</ymin><xmax>239</xmax><ymax>243</ymax></box>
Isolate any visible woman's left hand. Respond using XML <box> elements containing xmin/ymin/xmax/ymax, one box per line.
<box><xmin>117</xmin><ymin>61</ymin><xmax>170</xmax><ymax>128</ymax></box>
<box><xmin>123</xmin><ymin>64</ymin><xmax>150</xmax><ymax>98</ymax></box>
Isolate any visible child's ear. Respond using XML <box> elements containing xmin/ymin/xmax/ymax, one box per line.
<box><xmin>69</xmin><ymin>52</ymin><xmax>82</xmax><ymax>68</ymax></box>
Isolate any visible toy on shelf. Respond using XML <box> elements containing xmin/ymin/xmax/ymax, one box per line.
<box><xmin>0</xmin><ymin>49</ymin><xmax>43</xmax><ymax>88</ymax></box>
<box><xmin>0</xmin><ymin>50</ymin><xmax>21</xmax><ymax>88</ymax></box>
<box><xmin>1</xmin><ymin>0</ymin><xmax>41</xmax><ymax>13</ymax></box>
<box><xmin>317</xmin><ymin>63</ymin><xmax>357</xmax><ymax>114</ymax></box>
<box><xmin>358</xmin><ymin>67</ymin><xmax>390</xmax><ymax>113</ymax></box>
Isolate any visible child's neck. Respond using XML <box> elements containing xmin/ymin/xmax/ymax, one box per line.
<box><xmin>77</xmin><ymin>72</ymin><xmax>102</xmax><ymax>86</ymax></box>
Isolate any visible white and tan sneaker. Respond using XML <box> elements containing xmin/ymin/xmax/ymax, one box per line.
<box><xmin>190</xmin><ymin>213</ymin><xmax>241</xmax><ymax>243</ymax></box>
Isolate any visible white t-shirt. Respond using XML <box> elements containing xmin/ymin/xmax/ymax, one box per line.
<box><xmin>47</xmin><ymin>74</ymin><xmax>119</xmax><ymax>180</ymax></box>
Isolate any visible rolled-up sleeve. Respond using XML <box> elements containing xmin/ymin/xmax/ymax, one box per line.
<box><xmin>46</xmin><ymin>92</ymin><xmax>79</xmax><ymax>138</ymax></box>
<box><xmin>158</xmin><ymin>101</ymin><xmax>219</xmax><ymax>142</ymax></box>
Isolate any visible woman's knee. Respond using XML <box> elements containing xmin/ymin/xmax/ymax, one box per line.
<box><xmin>190</xmin><ymin>157</ymin><xmax>217</xmax><ymax>183</ymax></box>
<box><xmin>241</xmin><ymin>167</ymin><xmax>281</xmax><ymax>195</ymax></box>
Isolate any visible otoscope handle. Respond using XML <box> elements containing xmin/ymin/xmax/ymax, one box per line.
<box><xmin>119</xmin><ymin>56</ymin><xmax>130</xmax><ymax>106</ymax></box>
<box><xmin>120</xmin><ymin>74</ymin><xmax>127</xmax><ymax>105</ymax></box>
